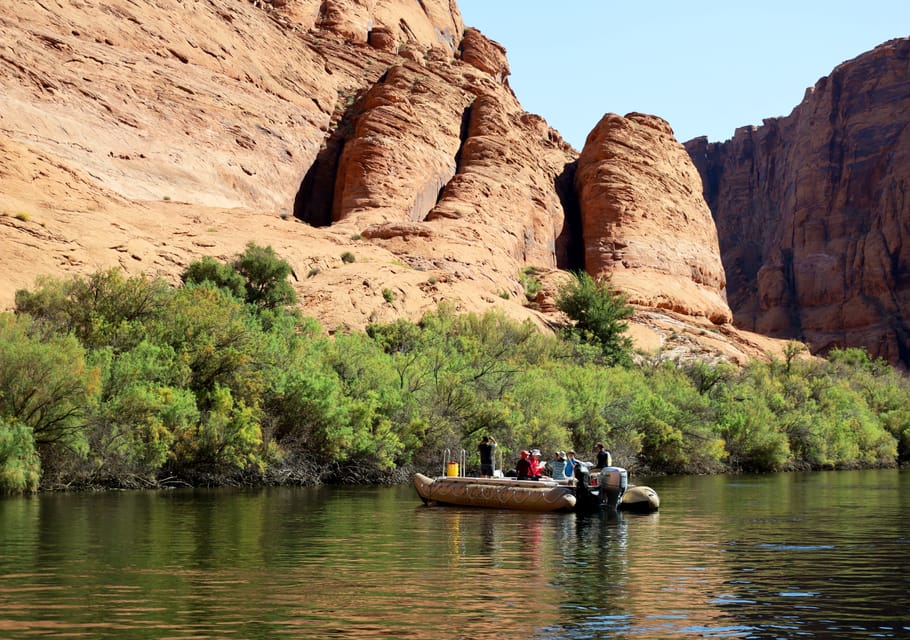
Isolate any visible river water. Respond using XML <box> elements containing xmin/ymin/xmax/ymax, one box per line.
<box><xmin>0</xmin><ymin>469</ymin><xmax>907</xmax><ymax>639</ymax></box>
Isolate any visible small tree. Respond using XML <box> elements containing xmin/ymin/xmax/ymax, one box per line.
<box><xmin>0</xmin><ymin>418</ymin><xmax>41</xmax><ymax>493</ymax></box>
<box><xmin>15</xmin><ymin>269</ymin><xmax>170</xmax><ymax>352</ymax></box>
<box><xmin>556</xmin><ymin>271</ymin><xmax>633</xmax><ymax>367</ymax></box>
<box><xmin>183</xmin><ymin>244</ymin><xmax>298</xmax><ymax>310</ymax></box>
<box><xmin>0</xmin><ymin>314</ymin><xmax>95</xmax><ymax>475</ymax></box>
<box><xmin>233</xmin><ymin>243</ymin><xmax>297</xmax><ymax>309</ymax></box>
<box><xmin>182</xmin><ymin>256</ymin><xmax>246</xmax><ymax>300</ymax></box>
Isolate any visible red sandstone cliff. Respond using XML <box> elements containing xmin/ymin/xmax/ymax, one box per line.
<box><xmin>577</xmin><ymin>113</ymin><xmax>731</xmax><ymax>324</ymax></box>
<box><xmin>686</xmin><ymin>38</ymin><xmax>910</xmax><ymax>365</ymax></box>
<box><xmin>0</xmin><ymin>0</ymin><xmax>781</xmax><ymax>364</ymax></box>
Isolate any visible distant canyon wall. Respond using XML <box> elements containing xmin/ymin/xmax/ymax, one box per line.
<box><xmin>687</xmin><ymin>38</ymin><xmax>910</xmax><ymax>365</ymax></box>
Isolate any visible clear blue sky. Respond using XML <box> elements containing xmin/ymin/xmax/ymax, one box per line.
<box><xmin>457</xmin><ymin>1</ymin><xmax>910</xmax><ymax>149</ymax></box>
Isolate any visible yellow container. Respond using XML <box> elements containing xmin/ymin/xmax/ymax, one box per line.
<box><xmin>446</xmin><ymin>462</ymin><xmax>459</xmax><ymax>477</ymax></box>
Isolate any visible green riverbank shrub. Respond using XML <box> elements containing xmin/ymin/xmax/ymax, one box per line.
<box><xmin>87</xmin><ymin>341</ymin><xmax>198</xmax><ymax>482</ymax></box>
<box><xmin>0</xmin><ymin>313</ymin><xmax>94</xmax><ymax>455</ymax></box>
<box><xmin>233</xmin><ymin>242</ymin><xmax>298</xmax><ymax>309</ymax></box>
<box><xmin>14</xmin><ymin>269</ymin><xmax>171</xmax><ymax>352</ymax></box>
<box><xmin>183</xmin><ymin>243</ymin><xmax>297</xmax><ymax>310</ymax></box>
<box><xmin>182</xmin><ymin>255</ymin><xmax>246</xmax><ymax>300</ymax></box>
<box><xmin>3</xmin><ymin>248</ymin><xmax>908</xmax><ymax>489</ymax></box>
<box><xmin>825</xmin><ymin>347</ymin><xmax>910</xmax><ymax>463</ymax></box>
<box><xmin>0</xmin><ymin>418</ymin><xmax>41</xmax><ymax>494</ymax></box>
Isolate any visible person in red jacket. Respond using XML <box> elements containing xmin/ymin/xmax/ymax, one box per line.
<box><xmin>529</xmin><ymin>449</ymin><xmax>545</xmax><ymax>479</ymax></box>
<box><xmin>516</xmin><ymin>450</ymin><xmax>532</xmax><ymax>480</ymax></box>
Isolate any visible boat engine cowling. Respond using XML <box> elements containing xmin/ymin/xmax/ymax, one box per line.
<box><xmin>599</xmin><ymin>466</ymin><xmax>628</xmax><ymax>508</ymax></box>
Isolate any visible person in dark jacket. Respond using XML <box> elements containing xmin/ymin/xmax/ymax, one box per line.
<box><xmin>594</xmin><ymin>442</ymin><xmax>611</xmax><ymax>469</ymax></box>
<box><xmin>478</xmin><ymin>435</ymin><xmax>496</xmax><ymax>477</ymax></box>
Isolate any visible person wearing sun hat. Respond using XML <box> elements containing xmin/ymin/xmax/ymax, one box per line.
<box><xmin>547</xmin><ymin>450</ymin><xmax>568</xmax><ymax>480</ymax></box>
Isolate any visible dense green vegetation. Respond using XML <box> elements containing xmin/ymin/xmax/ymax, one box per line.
<box><xmin>1</xmin><ymin>246</ymin><xmax>908</xmax><ymax>493</ymax></box>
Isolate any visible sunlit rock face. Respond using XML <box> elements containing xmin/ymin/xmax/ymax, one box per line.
<box><xmin>686</xmin><ymin>38</ymin><xmax>910</xmax><ymax>365</ymax></box>
<box><xmin>0</xmin><ymin>0</ymin><xmax>796</xmax><ymax>364</ymax></box>
<box><xmin>0</xmin><ymin>0</ymin><xmax>570</xmax><ymax>330</ymax></box>
<box><xmin>577</xmin><ymin>113</ymin><xmax>731</xmax><ymax>324</ymax></box>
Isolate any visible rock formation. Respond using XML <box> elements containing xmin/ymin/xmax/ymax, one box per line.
<box><xmin>0</xmin><ymin>0</ymin><xmax>784</xmax><ymax>365</ymax></box>
<box><xmin>577</xmin><ymin>113</ymin><xmax>731</xmax><ymax>324</ymax></box>
<box><xmin>687</xmin><ymin>38</ymin><xmax>910</xmax><ymax>365</ymax></box>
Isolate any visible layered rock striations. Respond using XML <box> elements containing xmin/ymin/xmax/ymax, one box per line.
<box><xmin>686</xmin><ymin>38</ymin><xmax>910</xmax><ymax>365</ymax></box>
<box><xmin>577</xmin><ymin>113</ymin><xmax>731</xmax><ymax>323</ymax></box>
<box><xmin>269</xmin><ymin>0</ymin><xmax>463</xmax><ymax>53</ymax></box>
<box><xmin>0</xmin><ymin>0</ymin><xmax>465</xmax><ymax>213</ymax></box>
<box><xmin>0</xmin><ymin>0</ymin><xmax>781</xmax><ymax>363</ymax></box>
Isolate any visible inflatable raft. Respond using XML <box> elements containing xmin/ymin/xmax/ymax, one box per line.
<box><xmin>413</xmin><ymin>466</ymin><xmax>658</xmax><ymax>513</ymax></box>
<box><xmin>620</xmin><ymin>484</ymin><xmax>660</xmax><ymax>513</ymax></box>
<box><xmin>413</xmin><ymin>473</ymin><xmax>577</xmax><ymax>512</ymax></box>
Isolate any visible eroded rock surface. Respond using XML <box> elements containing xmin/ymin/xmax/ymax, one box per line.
<box><xmin>687</xmin><ymin>38</ymin><xmax>910</xmax><ymax>365</ymax></box>
<box><xmin>577</xmin><ymin>113</ymin><xmax>731</xmax><ymax>323</ymax></box>
<box><xmin>0</xmin><ymin>0</ymin><xmax>787</xmax><ymax>364</ymax></box>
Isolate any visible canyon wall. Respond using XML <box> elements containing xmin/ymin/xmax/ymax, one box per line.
<box><xmin>0</xmin><ymin>0</ymin><xmax>787</xmax><ymax>363</ymax></box>
<box><xmin>687</xmin><ymin>38</ymin><xmax>910</xmax><ymax>365</ymax></box>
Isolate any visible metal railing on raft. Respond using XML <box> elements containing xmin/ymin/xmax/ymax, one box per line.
<box><xmin>441</xmin><ymin>448</ymin><xmax>466</xmax><ymax>477</ymax></box>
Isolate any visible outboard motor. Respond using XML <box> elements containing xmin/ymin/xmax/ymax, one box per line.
<box><xmin>598</xmin><ymin>466</ymin><xmax>628</xmax><ymax>508</ymax></box>
<box><xmin>572</xmin><ymin>463</ymin><xmax>597</xmax><ymax>511</ymax></box>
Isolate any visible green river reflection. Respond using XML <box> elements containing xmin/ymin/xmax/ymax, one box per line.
<box><xmin>1</xmin><ymin>469</ymin><xmax>908</xmax><ymax>639</ymax></box>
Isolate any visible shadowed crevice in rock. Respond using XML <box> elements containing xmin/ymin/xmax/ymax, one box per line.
<box><xmin>554</xmin><ymin>160</ymin><xmax>583</xmax><ymax>271</ymax></box>
<box><xmin>405</xmin><ymin>102</ymin><xmax>469</xmax><ymax>222</ymax></box>
<box><xmin>777</xmin><ymin>246</ymin><xmax>803</xmax><ymax>338</ymax></box>
<box><xmin>893</xmin><ymin>320</ymin><xmax>910</xmax><ymax>365</ymax></box>
<box><xmin>684</xmin><ymin>136</ymin><xmax>723</xmax><ymax>213</ymax></box>
<box><xmin>294</xmin><ymin>136</ymin><xmax>342</xmax><ymax>227</ymax></box>
<box><xmin>424</xmin><ymin>101</ymin><xmax>474</xmax><ymax>218</ymax></box>
<box><xmin>453</xmin><ymin>102</ymin><xmax>472</xmax><ymax>175</ymax></box>
<box><xmin>409</xmin><ymin>169</ymin><xmax>455</xmax><ymax>222</ymax></box>
<box><xmin>293</xmin><ymin>91</ymin><xmax>365</xmax><ymax>227</ymax></box>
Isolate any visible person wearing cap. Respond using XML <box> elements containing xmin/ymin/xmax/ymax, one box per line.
<box><xmin>565</xmin><ymin>450</ymin><xmax>578</xmax><ymax>477</ymax></box>
<box><xmin>593</xmin><ymin>442</ymin><xmax>611</xmax><ymax>470</ymax></box>
<box><xmin>547</xmin><ymin>451</ymin><xmax>568</xmax><ymax>480</ymax></box>
<box><xmin>516</xmin><ymin>450</ymin><xmax>532</xmax><ymax>480</ymax></box>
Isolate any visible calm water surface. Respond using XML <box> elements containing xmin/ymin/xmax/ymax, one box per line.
<box><xmin>1</xmin><ymin>470</ymin><xmax>908</xmax><ymax>639</ymax></box>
